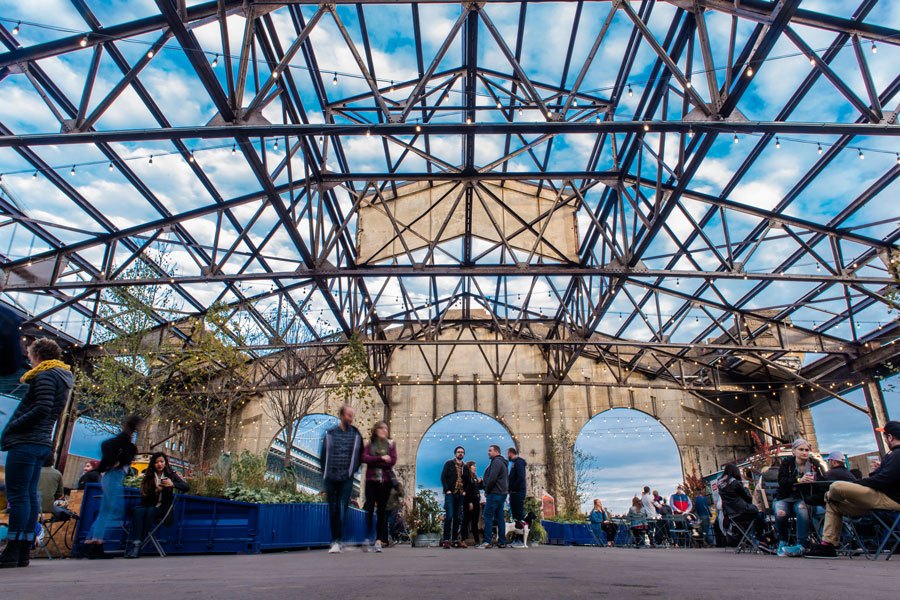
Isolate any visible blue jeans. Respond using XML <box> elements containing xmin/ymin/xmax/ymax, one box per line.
<box><xmin>775</xmin><ymin>497</ymin><xmax>811</xmax><ymax>545</ymax></box>
<box><xmin>509</xmin><ymin>491</ymin><xmax>526</xmax><ymax>524</ymax></box>
<box><xmin>699</xmin><ymin>516</ymin><xmax>714</xmax><ymax>544</ymax></box>
<box><xmin>4</xmin><ymin>443</ymin><xmax>51</xmax><ymax>541</ymax></box>
<box><xmin>324</xmin><ymin>478</ymin><xmax>354</xmax><ymax>543</ymax></box>
<box><xmin>89</xmin><ymin>468</ymin><xmax>125</xmax><ymax>541</ymax></box>
<box><xmin>482</xmin><ymin>493</ymin><xmax>506</xmax><ymax>545</ymax></box>
<box><xmin>443</xmin><ymin>493</ymin><xmax>464</xmax><ymax>541</ymax></box>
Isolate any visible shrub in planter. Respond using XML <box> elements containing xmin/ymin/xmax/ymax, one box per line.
<box><xmin>406</xmin><ymin>489</ymin><xmax>442</xmax><ymax>538</ymax></box>
<box><xmin>524</xmin><ymin>496</ymin><xmax>547</xmax><ymax>544</ymax></box>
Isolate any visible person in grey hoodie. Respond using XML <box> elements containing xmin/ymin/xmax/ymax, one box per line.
<box><xmin>320</xmin><ymin>404</ymin><xmax>363</xmax><ymax>553</ymax></box>
<box><xmin>0</xmin><ymin>338</ymin><xmax>74</xmax><ymax>569</ymax></box>
<box><xmin>477</xmin><ymin>445</ymin><xmax>509</xmax><ymax>548</ymax></box>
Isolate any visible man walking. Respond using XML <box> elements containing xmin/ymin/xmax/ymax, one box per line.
<box><xmin>807</xmin><ymin>421</ymin><xmax>900</xmax><ymax>558</ymax></box>
<box><xmin>478</xmin><ymin>445</ymin><xmax>509</xmax><ymax>548</ymax></box>
<box><xmin>321</xmin><ymin>405</ymin><xmax>364</xmax><ymax>554</ymax></box>
<box><xmin>441</xmin><ymin>446</ymin><xmax>469</xmax><ymax>548</ymax></box>
<box><xmin>507</xmin><ymin>447</ymin><xmax>527</xmax><ymax>548</ymax></box>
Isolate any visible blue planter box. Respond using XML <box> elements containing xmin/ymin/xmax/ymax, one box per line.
<box><xmin>257</xmin><ymin>502</ymin><xmax>368</xmax><ymax>550</ymax></box>
<box><xmin>76</xmin><ymin>484</ymin><xmax>370</xmax><ymax>555</ymax></box>
<box><xmin>542</xmin><ymin>520</ymin><xmax>632</xmax><ymax>546</ymax></box>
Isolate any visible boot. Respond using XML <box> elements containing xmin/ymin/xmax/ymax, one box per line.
<box><xmin>124</xmin><ymin>542</ymin><xmax>140</xmax><ymax>559</ymax></box>
<box><xmin>0</xmin><ymin>539</ymin><xmax>21</xmax><ymax>569</ymax></box>
<box><xmin>18</xmin><ymin>540</ymin><xmax>32</xmax><ymax>567</ymax></box>
<box><xmin>86</xmin><ymin>543</ymin><xmax>114</xmax><ymax>560</ymax></box>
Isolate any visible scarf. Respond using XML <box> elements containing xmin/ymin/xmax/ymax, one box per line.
<box><xmin>370</xmin><ymin>438</ymin><xmax>390</xmax><ymax>457</ymax></box>
<box><xmin>20</xmin><ymin>359</ymin><xmax>70</xmax><ymax>383</ymax></box>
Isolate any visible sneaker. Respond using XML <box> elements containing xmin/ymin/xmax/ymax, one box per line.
<box><xmin>457</xmin><ymin>540</ymin><xmax>467</xmax><ymax>548</ymax></box>
<box><xmin>777</xmin><ymin>542</ymin><xmax>789</xmax><ymax>557</ymax></box>
<box><xmin>374</xmin><ymin>541</ymin><xmax>383</xmax><ymax>553</ymax></box>
<box><xmin>805</xmin><ymin>544</ymin><xmax>837</xmax><ymax>559</ymax></box>
<box><xmin>496</xmin><ymin>543</ymin><xmax>508</xmax><ymax>549</ymax></box>
<box><xmin>441</xmin><ymin>541</ymin><xmax>451</xmax><ymax>549</ymax></box>
<box><xmin>475</xmin><ymin>542</ymin><xmax>492</xmax><ymax>549</ymax></box>
<box><xmin>785</xmin><ymin>544</ymin><xmax>804</xmax><ymax>557</ymax></box>
<box><xmin>328</xmin><ymin>543</ymin><xmax>342</xmax><ymax>554</ymax></box>
<box><xmin>510</xmin><ymin>541</ymin><xmax>525</xmax><ymax>548</ymax></box>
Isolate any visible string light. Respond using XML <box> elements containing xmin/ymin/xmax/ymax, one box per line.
<box><xmin>775</xmin><ymin>137</ymin><xmax>780</xmax><ymax>149</ymax></box>
<box><xmin>745</xmin><ymin>66</ymin><xmax>753</xmax><ymax>77</ymax></box>
<box><xmin>733</xmin><ymin>132</ymin><xmax>739</xmax><ymax>144</ymax></box>
<box><xmin>108</xmin><ymin>162</ymin><xmax>113</xmax><ymax>171</ymax></box>
<box><xmin>871</xmin><ymin>41</ymin><xmax>877</xmax><ymax>54</ymax></box>
<box><xmin>32</xmin><ymin>170</ymin><xmax>37</xmax><ymax>179</ymax></box>
<box><xmin>148</xmin><ymin>155</ymin><xmax>154</xmax><ymax>165</ymax></box>
<box><xmin>147</xmin><ymin>50</ymin><xmax>154</xmax><ymax>58</ymax></box>
<box><xmin>643</xmin><ymin>122</ymin><xmax>650</xmax><ymax>132</ymax></box>
<box><xmin>332</xmin><ymin>72</ymin><xmax>338</xmax><ymax>85</ymax></box>
<box><xmin>212</xmin><ymin>54</ymin><xmax>219</xmax><ymax>67</ymax></box>
<box><xmin>817</xmin><ymin>143</ymin><xmax>823</xmax><ymax>155</ymax></box>
<box><xmin>79</xmin><ymin>36</ymin><xmax>88</xmax><ymax>47</ymax></box>
<box><xmin>858</xmin><ymin>147</ymin><xmax>864</xmax><ymax>160</ymax></box>
<box><xmin>232</xmin><ymin>144</ymin><xmax>236</xmax><ymax>155</ymax></box>
<box><xmin>70</xmin><ymin>165</ymin><xmax>75</xmax><ymax>176</ymax></box>
<box><xmin>274</xmin><ymin>138</ymin><xmax>279</xmax><ymax>150</ymax></box>
<box><xmin>12</xmin><ymin>21</ymin><xmax>21</xmax><ymax>35</ymax></box>
<box><xmin>627</xmin><ymin>84</ymin><xmax>633</xmax><ymax>97</ymax></box>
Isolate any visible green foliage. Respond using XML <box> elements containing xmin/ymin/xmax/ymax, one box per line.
<box><xmin>124</xmin><ymin>474</ymin><xmax>144</xmax><ymax>489</ymax></box>
<box><xmin>191</xmin><ymin>474</ymin><xmax>227</xmax><ymax>499</ymax></box>
<box><xmin>216</xmin><ymin>450</ymin><xmax>323</xmax><ymax>504</ymax></box>
<box><xmin>524</xmin><ymin>496</ymin><xmax>547</xmax><ymax>543</ymax></box>
<box><xmin>406</xmin><ymin>489</ymin><xmax>443</xmax><ymax>535</ymax></box>
<box><xmin>331</xmin><ymin>332</ymin><xmax>372</xmax><ymax>410</ymax></box>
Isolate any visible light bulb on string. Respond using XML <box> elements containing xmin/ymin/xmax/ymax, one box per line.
<box><xmin>872</xmin><ymin>42</ymin><xmax>877</xmax><ymax>54</ymax></box>
<box><xmin>232</xmin><ymin>144</ymin><xmax>237</xmax><ymax>154</ymax></box>
<box><xmin>332</xmin><ymin>72</ymin><xmax>338</xmax><ymax>85</ymax></box>
<box><xmin>817</xmin><ymin>143</ymin><xmax>823</xmax><ymax>155</ymax></box>
<box><xmin>80</xmin><ymin>36</ymin><xmax>88</xmax><ymax>47</ymax></box>
<box><xmin>858</xmin><ymin>148</ymin><xmax>864</xmax><ymax>160</ymax></box>
<box><xmin>32</xmin><ymin>170</ymin><xmax>37</xmax><ymax>179</ymax></box>
<box><xmin>12</xmin><ymin>22</ymin><xmax>21</xmax><ymax>35</ymax></box>
<box><xmin>274</xmin><ymin>138</ymin><xmax>279</xmax><ymax>150</ymax></box>
<box><xmin>108</xmin><ymin>162</ymin><xmax>113</xmax><ymax>171</ymax></box>
<box><xmin>775</xmin><ymin>137</ymin><xmax>780</xmax><ymax>149</ymax></box>
<box><xmin>70</xmin><ymin>165</ymin><xmax>76</xmax><ymax>176</ymax></box>
<box><xmin>733</xmin><ymin>133</ymin><xmax>739</xmax><ymax>144</ymax></box>
<box><xmin>627</xmin><ymin>84</ymin><xmax>633</xmax><ymax>97</ymax></box>
<box><xmin>212</xmin><ymin>54</ymin><xmax>219</xmax><ymax>67</ymax></box>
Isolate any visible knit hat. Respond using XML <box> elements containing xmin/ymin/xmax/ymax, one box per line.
<box><xmin>792</xmin><ymin>438</ymin><xmax>810</xmax><ymax>449</ymax></box>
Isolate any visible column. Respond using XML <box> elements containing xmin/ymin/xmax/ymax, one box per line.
<box><xmin>862</xmin><ymin>374</ymin><xmax>890</xmax><ymax>456</ymax></box>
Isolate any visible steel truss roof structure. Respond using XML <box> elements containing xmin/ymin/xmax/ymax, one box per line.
<box><xmin>0</xmin><ymin>0</ymin><xmax>898</xmax><ymax>411</ymax></box>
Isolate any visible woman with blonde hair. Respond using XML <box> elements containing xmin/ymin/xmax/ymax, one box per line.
<box><xmin>589</xmin><ymin>498</ymin><xmax>619</xmax><ymax>547</ymax></box>
<box><xmin>362</xmin><ymin>421</ymin><xmax>397</xmax><ymax>552</ymax></box>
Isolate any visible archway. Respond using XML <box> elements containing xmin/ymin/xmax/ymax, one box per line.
<box><xmin>575</xmin><ymin>408</ymin><xmax>684</xmax><ymax>515</ymax></box>
<box><xmin>415</xmin><ymin>411</ymin><xmax>516</xmax><ymax>493</ymax></box>
<box><xmin>267</xmin><ymin>413</ymin><xmax>339</xmax><ymax>492</ymax></box>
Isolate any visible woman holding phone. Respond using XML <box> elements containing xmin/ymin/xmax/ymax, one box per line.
<box><xmin>774</xmin><ymin>438</ymin><xmax>824</xmax><ymax>556</ymax></box>
<box><xmin>124</xmin><ymin>452</ymin><xmax>188</xmax><ymax>558</ymax></box>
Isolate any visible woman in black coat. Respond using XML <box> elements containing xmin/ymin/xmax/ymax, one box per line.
<box><xmin>717</xmin><ymin>464</ymin><xmax>767</xmax><ymax>544</ymax></box>
<box><xmin>125</xmin><ymin>452</ymin><xmax>189</xmax><ymax>558</ymax></box>
<box><xmin>461</xmin><ymin>461</ymin><xmax>482</xmax><ymax>545</ymax></box>
<box><xmin>774</xmin><ymin>439</ymin><xmax>824</xmax><ymax>551</ymax></box>
<box><xmin>0</xmin><ymin>339</ymin><xmax>73</xmax><ymax>569</ymax></box>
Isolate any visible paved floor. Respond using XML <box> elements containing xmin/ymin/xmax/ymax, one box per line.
<box><xmin>4</xmin><ymin>546</ymin><xmax>899</xmax><ymax>599</ymax></box>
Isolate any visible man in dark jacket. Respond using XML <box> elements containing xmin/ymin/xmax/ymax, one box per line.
<box><xmin>478</xmin><ymin>445</ymin><xmax>509</xmax><ymax>548</ymax></box>
<box><xmin>823</xmin><ymin>452</ymin><xmax>856</xmax><ymax>482</ymax></box>
<box><xmin>507</xmin><ymin>447</ymin><xmax>527</xmax><ymax>545</ymax></box>
<box><xmin>808</xmin><ymin>421</ymin><xmax>900</xmax><ymax>558</ymax></box>
<box><xmin>440</xmin><ymin>446</ymin><xmax>469</xmax><ymax>548</ymax></box>
<box><xmin>320</xmin><ymin>405</ymin><xmax>363</xmax><ymax>554</ymax></box>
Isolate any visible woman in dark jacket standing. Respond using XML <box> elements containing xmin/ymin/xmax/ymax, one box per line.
<box><xmin>83</xmin><ymin>414</ymin><xmax>144</xmax><ymax>559</ymax></box>
<box><xmin>0</xmin><ymin>338</ymin><xmax>73</xmax><ymax>569</ymax></box>
<box><xmin>125</xmin><ymin>452</ymin><xmax>189</xmax><ymax>558</ymax></box>
<box><xmin>774</xmin><ymin>438</ymin><xmax>824</xmax><ymax>555</ymax></box>
<box><xmin>717</xmin><ymin>464</ymin><xmax>768</xmax><ymax>548</ymax></box>
<box><xmin>361</xmin><ymin>421</ymin><xmax>397</xmax><ymax>552</ymax></box>
<box><xmin>462</xmin><ymin>461</ymin><xmax>482</xmax><ymax>545</ymax></box>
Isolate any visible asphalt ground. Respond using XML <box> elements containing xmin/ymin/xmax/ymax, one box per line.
<box><xmin>3</xmin><ymin>545</ymin><xmax>899</xmax><ymax>599</ymax></box>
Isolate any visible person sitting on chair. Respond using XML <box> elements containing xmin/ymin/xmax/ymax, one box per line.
<box><xmin>125</xmin><ymin>452</ymin><xmax>188</xmax><ymax>559</ymax></box>
<box><xmin>627</xmin><ymin>496</ymin><xmax>649</xmax><ymax>547</ymax></box>
<box><xmin>717</xmin><ymin>463</ymin><xmax>769</xmax><ymax>552</ymax></box>
<box><xmin>589</xmin><ymin>499</ymin><xmax>618</xmax><ymax>547</ymax></box>
<box><xmin>77</xmin><ymin>460</ymin><xmax>102</xmax><ymax>490</ymax></box>
<box><xmin>807</xmin><ymin>421</ymin><xmax>900</xmax><ymax>559</ymax></box>
<box><xmin>774</xmin><ymin>439</ymin><xmax>824</xmax><ymax>556</ymax></box>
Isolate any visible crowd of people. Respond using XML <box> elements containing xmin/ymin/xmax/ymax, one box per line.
<box><xmin>321</xmin><ymin>403</ymin><xmax>532</xmax><ymax>553</ymax></box>
<box><xmin>2</xmin><ymin>334</ymin><xmax>899</xmax><ymax>565</ymax></box>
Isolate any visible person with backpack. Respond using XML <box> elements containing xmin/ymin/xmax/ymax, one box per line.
<box><xmin>0</xmin><ymin>339</ymin><xmax>73</xmax><ymax>569</ymax></box>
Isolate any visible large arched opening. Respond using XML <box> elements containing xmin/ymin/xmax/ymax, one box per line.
<box><xmin>414</xmin><ymin>411</ymin><xmax>516</xmax><ymax>493</ymax></box>
<box><xmin>575</xmin><ymin>408</ymin><xmax>684</xmax><ymax>515</ymax></box>
<box><xmin>267</xmin><ymin>413</ymin><xmax>339</xmax><ymax>492</ymax></box>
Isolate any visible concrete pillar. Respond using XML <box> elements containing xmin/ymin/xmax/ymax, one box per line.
<box><xmin>779</xmin><ymin>386</ymin><xmax>805</xmax><ymax>442</ymax></box>
<box><xmin>862</xmin><ymin>375</ymin><xmax>890</xmax><ymax>456</ymax></box>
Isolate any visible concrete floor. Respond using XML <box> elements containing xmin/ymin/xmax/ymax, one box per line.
<box><xmin>4</xmin><ymin>546</ymin><xmax>899</xmax><ymax>599</ymax></box>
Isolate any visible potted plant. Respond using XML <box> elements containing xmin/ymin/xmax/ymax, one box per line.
<box><xmin>407</xmin><ymin>489</ymin><xmax>443</xmax><ymax>547</ymax></box>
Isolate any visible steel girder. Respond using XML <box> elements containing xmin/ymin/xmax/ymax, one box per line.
<box><xmin>0</xmin><ymin>0</ymin><xmax>898</xmax><ymax>400</ymax></box>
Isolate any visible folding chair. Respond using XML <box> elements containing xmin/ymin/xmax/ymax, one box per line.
<box><xmin>36</xmin><ymin>512</ymin><xmax>76</xmax><ymax>559</ymax></box>
<box><xmin>669</xmin><ymin>515</ymin><xmax>693</xmax><ymax>548</ymax></box>
<box><xmin>138</xmin><ymin>500</ymin><xmax>177</xmax><ymax>557</ymax></box>
<box><xmin>725</xmin><ymin>515</ymin><xmax>763</xmax><ymax>554</ymax></box>
<box><xmin>867</xmin><ymin>511</ymin><xmax>900</xmax><ymax>561</ymax></box>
